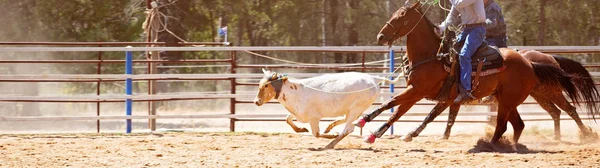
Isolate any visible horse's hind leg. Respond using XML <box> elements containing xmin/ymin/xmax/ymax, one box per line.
<box><xmin>548</xmin><ymin>91</ymin><xmax>599</xmax><ymax>140</ymax></box>
<box><xmin>403</xmin><ymin>102</ymin><xmax>450</xmax><ymax>142</ymax></box>
<box><xmin>530</xmin><ymin>92</ymin><xmax>562</xmax><ymax>141</ymax></box>
<box><xmin>443</xmin><ymin>104</ymin><xmax>461</xmax><ymax>139</ymax></box>
<box><xmin>507</xmin><ymin>109</ymin><xmax>525</xmax><ymax>144</ymax></box>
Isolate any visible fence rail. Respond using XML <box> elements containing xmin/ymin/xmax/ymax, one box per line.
<box><xmin>1</xmin><ymin>45</ymin><xmax>600</xmax><ymax>53</ymax></box>
<box><xmin>0</xmin><ymin>44</ymin><xmax>599</xmax><ymax>133</ymax></box>
<box><xmin>0</xmin><ymin>113</ymin><xmax>595</xmax><ymax>122</ymax></box>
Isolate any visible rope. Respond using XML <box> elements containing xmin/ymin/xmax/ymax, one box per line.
<box><xmin>438</xmin><ymin>0</ymin><xmax>451</xmax><ymax>11</ymax></box>
<box><xmin>243</xmin><ymin>50</ymin><xmax>401</xmax><ymax>67</ymax></box>
<box><xmin>404</xmin><ymin>3</ymin><xmax>434</xmax><ymax>38</ymax></box>
<box><xmin>264</xmin><ymin>72</ymin><xmax>404</xmax><ymax>95</ymax></box>
<box><xmin>436</xmin><ymin>1</ymin><xmax>449</xmax><ymax>56</ymax></box>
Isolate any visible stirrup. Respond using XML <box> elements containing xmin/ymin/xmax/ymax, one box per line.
<box><xmin>454</xmin><ymin>90</ymin><xmax>475</xmax><ymax>104</ymax></box>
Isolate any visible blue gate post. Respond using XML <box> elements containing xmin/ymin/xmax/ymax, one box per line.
<box><xmin>389</xmin><ymin>49</ymin><xmax>394</xmax><ymax>135</ymax></box>
<box><xmin>125</xmin><ymin>46</ymin><xmax>133</xmax><ymax>133</ymax></box>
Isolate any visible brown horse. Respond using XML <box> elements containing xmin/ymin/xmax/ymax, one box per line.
<box><xmin>402</xmin><ymin>50</ymin><xmax>599</xmax><ymax>142</ymax></box>
<box><xmin>354</xmin><ymin>2</ymin><xmax>581</xmax><ymax>147</ymax></box>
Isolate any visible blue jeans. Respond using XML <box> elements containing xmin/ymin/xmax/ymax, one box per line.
<box><xmin>486</xmin><ymin>35</ymin><xmax>508</xmax><ymax>48</ymax></box>
<box><xmin>456</xmin><ymin>26</ymin><xmax>486</xmax><ymax>91</ymax></box>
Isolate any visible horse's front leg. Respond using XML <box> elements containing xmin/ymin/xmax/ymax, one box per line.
<box><xmin>402</xmin><ymin>102</ymin><xmax>450</xmax><ymax>142</ymax></box>
<box><xmin>443</xmin><ymin>104</ymin><xmax>461</xmax><ymax>139</ymax></box>
<box><xmin>354</xmin><ymin>85</ymin><xmax>422</xmax><ymax>128</ymax></box>
<box><xmin>363</xmin><ymin>100</ymin><xmax>419</xmax><ymax>143</ymax></box>
<box><xmin>356</xmin><ymin>86</ymin><xmax>423</xmax><ymax>143</ymax></box>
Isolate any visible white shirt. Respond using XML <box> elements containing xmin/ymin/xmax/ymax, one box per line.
<box><xmin>440</xmin><ymin>0</ymin><xmax>486</xmax><ymax>30</ymax></box>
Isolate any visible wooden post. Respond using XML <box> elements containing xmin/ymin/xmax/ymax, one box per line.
<box><xmin>146</xmin><ymin>0</ymin><xmax>158</xmax><ymax>131</ymax></box>
<box><xmin>96</xmin><ymin>45</ymin><xmax>102</xmax><ymax>133</ymax></box>
<box><xmin>361</xmin><ymin>51</ymin><xmax>366</xmax><ymax>72</ymax></box>
<box><xmin>230</xmin><ymin>51</ymin><xmax>237</xmax><ymax>132</ymax></box>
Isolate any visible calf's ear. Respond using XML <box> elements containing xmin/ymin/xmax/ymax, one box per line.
<box><xmin>262</xmin><ymin>68</ymin><xmax>268</xmax><ymax>74</ymax></box>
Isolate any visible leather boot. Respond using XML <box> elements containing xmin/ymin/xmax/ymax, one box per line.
<box><xmin>454</xmin><ymin>86</ymin><xmax>476</xmax><ymax>104</ymax></box>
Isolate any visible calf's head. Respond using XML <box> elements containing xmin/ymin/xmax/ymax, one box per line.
<box><xmin>254</xmin><ymin>68</ymin><xmax>287</xmax><ymax>106</ymax></box>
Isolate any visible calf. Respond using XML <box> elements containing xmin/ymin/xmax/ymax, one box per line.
<box><xmin>254</xmin><ymin>69</ymin><xmax>396</xmax><ymax>149</ymax></box>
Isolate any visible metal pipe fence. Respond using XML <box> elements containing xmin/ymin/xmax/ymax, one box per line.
<box><xmin>0</xmin><ymin>43</ymin><xmax>599</xmax><ymax>133</ymax></box>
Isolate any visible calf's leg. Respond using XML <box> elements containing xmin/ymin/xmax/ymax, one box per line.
<box><xmin>309</xmin><ymin>119</ymin><xmax>337</xmax><ymax>139</ymax></box>
<box><xmin>324</xmin><ymin>118</ymin><xmax>346</xmax><ymax>134</ymax></box>
<box><xmin>324</xmin><ymin>117</ymin><xmax>356</xmax><ymax>149</ymax></box>
<box><xmin>286</xmin><ymin>114</ymin><xmax>309</xmax><ymax>133</ymax></box>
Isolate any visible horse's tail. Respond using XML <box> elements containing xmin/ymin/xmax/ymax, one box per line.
<box><xmin>552</xmin><ymin>55</ymin><xmax>600</xmax><ymax>119</ymax></box>
<box><xmin>532</xmin><ymin>62</ymin><xmax>581</xmax><ymax>107</ymax></box>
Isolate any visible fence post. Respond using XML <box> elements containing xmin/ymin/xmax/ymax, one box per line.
<box><xmin>96</xmin><ymin>44</ymin><xmax>103</xmax><ymax>133</ymax></box>
<box><xmin>389</xmin><ymin>49</ymin><xmax>394</xmax><ymax>135</ymax></box>
<box><xmin>125</xmin><ymin>46</ymin><xmax>133</xmax><ymax>133</ymax></box>
<box><xmin>147</xmin><ymin>49</ymin><xmax>158</xmax><ymax>132</ymax></box>
<box><xmin>230</xmin><ymin>51</ymin><xmax>237</xmax><ymax>132</ymax></box>
<box><xmin>361</xmin><ymin>51</ymin><xmax>366</xmax><ymax>72</ymax></box>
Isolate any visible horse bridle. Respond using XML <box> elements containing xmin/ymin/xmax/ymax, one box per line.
<box><xmin>386</xmin><ymin>4</ymin><xmax>441</xmax><ymax>76</ymax></box>
<box><xmin>385</xmin><ymin>7</ymin><xmax>425</xmax><ymax>44</ymax></box>
<box><xmin>385</xmin><ymin>21</ymin><xmax>400</xmax><ymax>42</ymax></box>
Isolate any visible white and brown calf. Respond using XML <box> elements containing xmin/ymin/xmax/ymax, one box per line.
<box><xmin>254</xmin><ymin>69</ymin><xmax>394</xmax><ymax>149</ymax></box>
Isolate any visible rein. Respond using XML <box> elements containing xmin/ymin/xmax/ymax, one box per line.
<box><xmin>388</xmin><ymin>4</ymin><xmax>442</xmax><ymax>76</ymax></box>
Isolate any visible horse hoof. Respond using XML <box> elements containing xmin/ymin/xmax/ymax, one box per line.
<box><xmin>580</xmin><ymin>131</ymin><xmax>599</xmax><ymax>143</ymax></box>
<box><xmin>401</xmin><ymin>135</ymin><xmax>413</xmax><ymax>142</ymax></box>
<box><xmin>553</xmin><ymin>136</ymin><xmax>561</xmax><ymax>142</ymax></box>
<box><xmin>364</xmin><ymin>134</ymin><xmax>376</xmax><ymax>144</ymax></box>
<box><xmin>354</xmin><ymin>118</ymin><xmax>367</xmax><ymax>128</ymax></box>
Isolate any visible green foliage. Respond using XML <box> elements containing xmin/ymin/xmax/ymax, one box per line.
<box><xmin>1</xmin><ymin>0</ymin><xmax>599</xmax><ymax>94</ymax></box>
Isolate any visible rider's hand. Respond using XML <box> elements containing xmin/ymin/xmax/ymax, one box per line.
<box><xmin>485</xmin><ymin>19</ymin><xmax>493</xmax><ymax>25</ymax></box>
<box><xmin>435</xmin><ymin>25</ymin><xmax>445</xmax><ymax>36</ymax></box>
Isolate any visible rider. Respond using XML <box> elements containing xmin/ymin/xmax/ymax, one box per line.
<box><xmin>484</xmin><ymin>0</ymin><xmax>507</xmax><ymax>48</ymax></box>
<box><xmin>437</xmin><ymin>0</ymin><xmax>487</xmax><ymax>103</ymax></box>
<box><xmin>480</xmin><ymin>0</ymin><xmax>507</xmax><ymax>103</ymax></box>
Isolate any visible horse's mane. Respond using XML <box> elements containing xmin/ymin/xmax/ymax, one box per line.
<box><xmin>414</xmin><ymin>5</ymin><xmax>451</xmax><ymax>53</ymax></box>
<box><xmin>415</xmin><ymin>6</ymin><xmax>438</xmax><ymax>31</ymax></box>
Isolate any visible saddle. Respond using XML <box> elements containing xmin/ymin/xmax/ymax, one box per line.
<box><xmin>434</xmin><ymin>39</ymin><xmax>506</xmax><ymax>102</ymax></box>
<box><xmin>442</xmin><ymin>41</ymin><xmax>504</xmax><ymax>72</ymax></box>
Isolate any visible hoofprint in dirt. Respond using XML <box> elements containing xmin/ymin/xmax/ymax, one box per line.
<box><xmin>0</xmin><ymin>132</ymin><xmax>598</xmax><ymax>167</ymax></box>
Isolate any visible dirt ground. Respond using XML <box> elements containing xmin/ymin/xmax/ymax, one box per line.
<box><xmin>0</xmin><ymin>131</ymin><xmax>599</xmax><ymax>167</ymax></box>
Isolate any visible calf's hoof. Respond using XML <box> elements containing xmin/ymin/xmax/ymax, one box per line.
<box><xmin>363</xmin><ymin>134</ymin><xmax>376</xmax><ymax>144</ymax></box>
<box><xmin>354</xmin><ymin>118</ymin><xmax>367</xmax><ymax>128</ymax></box>
<box><xmin>298</xmin><ymin>128</ymin><xmax>309</xmax><ymax>133</ymax></box>
<box><xmin>401</xmin><ymin>135</ymin><xmax>413</xmax><ymax>142</ymax></box>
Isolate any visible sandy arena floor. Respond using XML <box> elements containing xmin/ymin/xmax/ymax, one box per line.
<box><xmin>0</xmin><ymin>131</ymin><xmax>599</xmax><ymax>167</ymax></box>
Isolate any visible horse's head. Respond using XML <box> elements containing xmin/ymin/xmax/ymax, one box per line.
<box><xmin>377</xmin><ymin>1</ymin><xmax>423</xmax><ymax>46</ymax></box>
<box><xmin>254</xmin><ymin>68</ymin><xmax>287</xmax><ymax>106</ymax></box>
